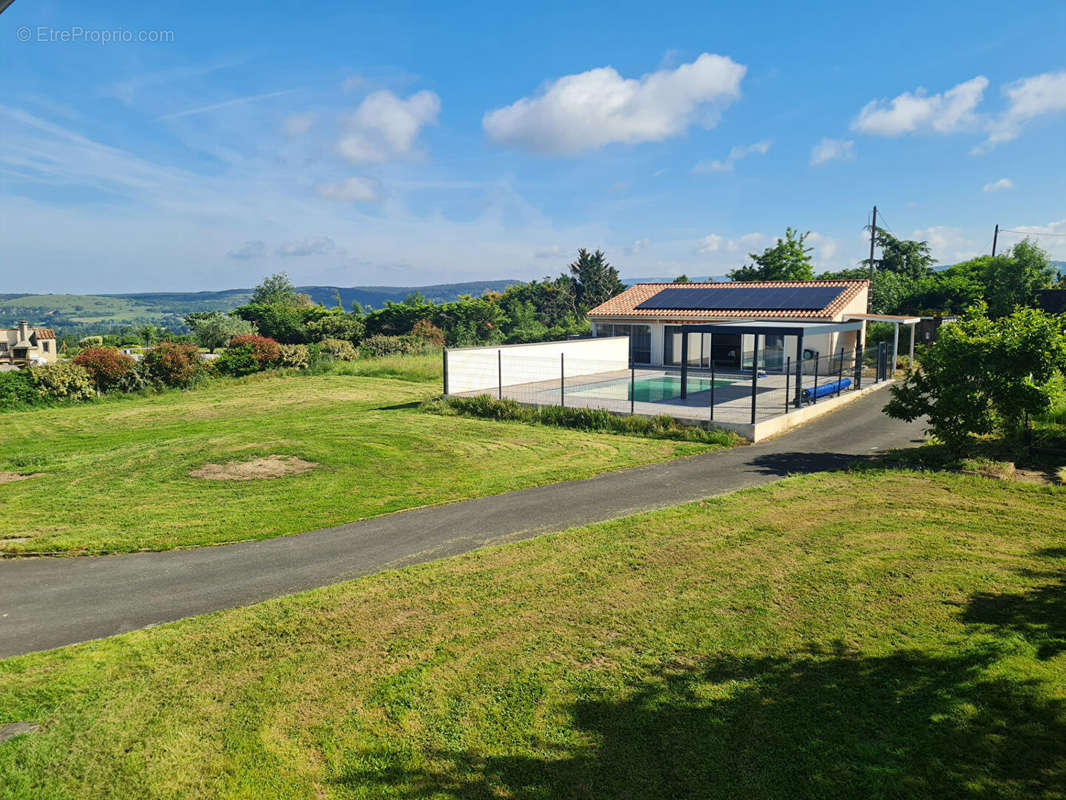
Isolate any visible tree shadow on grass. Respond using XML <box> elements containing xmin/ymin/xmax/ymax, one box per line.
<box><xmin>331</xmin><ymin>642</ymin><xmax>1066</xmax><ymax>799</ymax></box>
<box><xmin>960</xmin><ymin>547</ymin><xmax>1066</xmax><ymax>660</ymax></box>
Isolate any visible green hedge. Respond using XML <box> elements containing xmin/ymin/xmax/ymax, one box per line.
<box><xmin>423</xmin><ymin>394</ymin><xmax>739</xmax><ymax>446</ymax></box>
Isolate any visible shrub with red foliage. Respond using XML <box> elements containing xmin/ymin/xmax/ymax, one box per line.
<box><xmin>411</xmin><ymin>319</ymin><xmax>445</xmax><ymax>348</ymax></box>
<box><xmin>142</xmin><ymin>342</ymin><xmax>203</xmax><ymax>387</ymax></box>
<box><xmin>72</xmin><ymin>346</ymin><xmax>136</xmax><ymax>392</ymax></box>
<box><xmin>228</xmin><ymin>334</ymin><xmax>281</xmax><ymax>367</ymax></box>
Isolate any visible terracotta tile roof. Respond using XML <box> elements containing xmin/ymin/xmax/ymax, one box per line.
<box><xmin>588</xmin><ymin>280</ymin><xmax>868</xmax><ymax>320</ymax></box>
<box><xmin>33</xmin><ymin>329</ymin><xmax>56</xmax><ymax>340</ymax></box>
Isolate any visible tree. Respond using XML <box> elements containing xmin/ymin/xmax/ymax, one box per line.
<box><xmin>569</xmin><ymin>249</ymin><xmax>626</xmax><ymax>311</ymax></box>
<box><xmin>728</xmin><ymin>228</ymin><xmax>814</xmax><ymax>282</ymax></box>
<box><xmin>184</xmin><ymin>312</ymin><xmax>257</xmax><ymax>353</ymax></box>
<box><xmin>673</xmin><ymin>274</ymin><xmax>691</xmax><ymax>283</ymax></box>
<box><xmin>873</xmin><ymin>231</ymin><xmax>936</xmax><ymax>280</ymax></box>
<box><xmin>250</xmin><ymin>273</ymin><xmax>299</xmax><ymax>306</ymax></box>
<box><xmin>136</xmin><ymin>324</ymin><xmax>159</xmax><ymax>347</ymax></box>
<box><xmin>885</xmin><ymin>304</ymin><xmax>1066</xmax><ymax>456</ymax></box>
<box><xmin>983</xmin><ymin>239</ymin><xmax>1056</xmax><ymax>317</ymax></box>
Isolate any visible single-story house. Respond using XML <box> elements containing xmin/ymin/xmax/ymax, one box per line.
<box><xmin>587</xmin><ymin>280</ymin><xmax>870</xmax><ymax>371</ymax></box>
<box><xmin>0</xmin><ymin>321</ymin><xmax>57</xmax><ymax>367</ymax></box>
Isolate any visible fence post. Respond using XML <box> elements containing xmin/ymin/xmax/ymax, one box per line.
<box><xmin>750</xmin><ymin>335</ymin><xmax>759</xmax><ymax>425</ymax></box>
<box><xmin>837</xmin><ymin>348</ymin><xmax>844</xmax><ymax>397</ymax></box>
<box><xmin>709</xmin><ymin>360</ymin><xmax>716</xmax><ymax>422</ymax></box>
<box><xmin>497</xmin><ymin>349</ymin><xmax>502</xmax><ymax>399</ymax></box>
<box><xmin>630</xmin><ymin>367</ymin><xmax>635</xmax><ymax>415</ymax></box>
<box><xmin>560</xmin><ymin>353</ymin><xmax>565</xmax><ymax>408</ymax></box>
<box><xmin>442</xmin><ymin>348</ymin><xmax>449</xmax><ymax>396</ymax></box>
<box><xmin>855</xmin><ymin>346</ymin><xmax>863</xmax><ymax>390</ymax></box>
<box><xmin>785</xmin><ymin>356</ymin><xmax>791</xmax><ymax>413</ymax></box>
<box><xmin>812</xmin><ymin>355</ymin><xmax>819</xmax><ymax>404</ymax></box>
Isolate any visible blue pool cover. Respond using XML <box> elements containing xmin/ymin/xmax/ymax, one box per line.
<box><xmin>802</xmin><ymin>377</ymin><xmax>852</xmax><ymax>401</ymax></box>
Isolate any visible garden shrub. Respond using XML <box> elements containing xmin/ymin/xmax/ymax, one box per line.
<box><xmin>115</xmin><ymin>361</ymin><xmax>155</xmax><ymax>393</ymax></box>
<box><xmin>214</xmin><ymin>345</ymin><xmax>260</xmax><ymax>377</ymax></box>
<box><xmin>0</xmin><ymin>370</ymin><xmax>43</xmax><ymax>409</ymax></box>
<box><xmin>228</xmin><ymin>334</ymin><xmax>281</xmax><ymax>368</ymax></box>
<box><xmin>411</xmin><ymin>319</ymin><xmax>445</xmax><ymax>348</ymax></box>
<box><xmin>142</xmin><ymin>342</ymin><xmax>203</xmax><ymax>387</ymax></box>
<box><xmin>28</xmin><ymin>362</ymin><xmax>95</xmax><ymax>401</ymax></box>
<box><xmin>359</xmin><ymin>334</ymin><xmax>421</xmax><ymax>359</ymax></box>
<box><xmin>320</xmin><ymin>338</ymin><xmax>359</xmax><ymax>361</ymax></box>
<box><xmin>278</xmin><ymin>344</ymin><xmax>311</xmax><ymax>369</ymax></box>
<box><xmin>424</xmin><ymin>395</ymin><xmax>738</xmax><ymax>446</ymax></box>
<box><xmin>72</xmin><ymin>346</ymin><xmax>136</xmax><ymax>392</ymax></box>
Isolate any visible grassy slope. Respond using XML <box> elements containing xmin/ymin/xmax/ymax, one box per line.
<box><xmin>0</xmin><ymin>294</ymin><xmax>157</xmax><ymax>324</ymax></box>
<box><xmin>0</xmin><ymin>471</ymin><xmax>1063</xmax><ymax>799</ymax></box>
<box><xmin>0</xmin><ymin>356</ymin><xmax>719</xmax><ymax>554</ymax></box>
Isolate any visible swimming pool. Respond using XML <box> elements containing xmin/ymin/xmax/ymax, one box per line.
<box><xmin>569</xmin><ymin>375</ymin><xmax>733</xmax><ymax>403</ymax></box>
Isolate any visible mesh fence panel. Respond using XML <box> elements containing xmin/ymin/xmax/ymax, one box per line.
<box><xmin>446</xmin><ymin>343</ymin><xmax>878</xmax><ymax>428</ymax></box>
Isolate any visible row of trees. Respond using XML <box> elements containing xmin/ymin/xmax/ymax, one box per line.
<box><xmin>722</xmin><ymin>226</ymin><xmax>1060</xmax><ymax>320</ymax></box>
<box><xmin>183</xmin><ymin>250</ymin><xmax>627</xmax><ymax>353</ymax></box>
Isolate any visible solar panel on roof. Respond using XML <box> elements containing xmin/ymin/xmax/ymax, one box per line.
<box><xmin>634</xmin><ymin>286</ymin><xmax>842</xmax><ymax>312</ymax></box>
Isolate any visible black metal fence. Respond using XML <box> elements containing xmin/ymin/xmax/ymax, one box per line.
<box><xmin>445</xmin><ymin>341</ymin><xmax>899</xmax><ymax>429</ymax></box>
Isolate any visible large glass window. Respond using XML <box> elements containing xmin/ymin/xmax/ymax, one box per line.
<box><xmin>596</xmin><ymin>323</ymin><xmax>651</xmax><ymax>364</ymax></box>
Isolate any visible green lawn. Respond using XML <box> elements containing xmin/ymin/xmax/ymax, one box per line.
<box><xmin>1</xmin><ymin>470</ymin><xmax>1064</xmax><ymax>798</ymax></box>
<box><xmin>0</xmin><ymin>357</ymin><xmax>724</xmax><ymax>554</ymax></box>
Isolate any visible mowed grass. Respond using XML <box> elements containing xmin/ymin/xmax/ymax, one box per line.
<box><xmin>0</xmin><ymin>355</ymin><xmax>721</xmax><ymax>554</ymax></box>
<box><xmin>2</xmin><ymin>471</ymin><xmax>1065</xmax><ymax>799</ymax></box>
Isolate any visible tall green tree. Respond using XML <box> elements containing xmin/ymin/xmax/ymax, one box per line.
<box><xmin>569</xmin><ymin>249</ymin><xmax>626</xmax><ymax>311</ymax></box>
<box><xmin>250</xmin><ymin>273</ymin><xmax>299</xmax><ymax>306</ymax></box>
<box><xmin>184</xmin><ymin>312</ymin><xmax>257</xmax><ymax>353</ymax></box>
<box><xmin>728</xmin><ymin>228</ymin><xmax>814</xmax><ymax>282</ymax></box>
<box><xmin>873</xmin><ymin>231</ymin><xmax>936</xmax><ymax>280</ymax></box>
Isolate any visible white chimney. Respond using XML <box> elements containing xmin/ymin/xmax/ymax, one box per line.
<box><xmin>16</xmin><ymin>321</ymin><xmax>30</xmax><ymax>345</ymax></box>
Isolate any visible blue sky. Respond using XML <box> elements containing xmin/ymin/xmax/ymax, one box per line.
<box><xmin>2</xmin><ymin>0</ymin><xmax>1065</xmax><ymax>293</ymax></box>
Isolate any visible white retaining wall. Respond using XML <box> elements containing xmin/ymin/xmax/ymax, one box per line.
<box><xmin>445</xmin><ymin>337</ymin><xmax>631</xmax><ymax>395</ymax></box>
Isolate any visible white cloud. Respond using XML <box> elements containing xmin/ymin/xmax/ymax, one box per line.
<box><xmin>982</xmin><ymin>177</ymin><xmax>1013</xmax><ymax>192</ymax></box>
<box><xmin>283</xmin><ymin>112</ymin><xmax>316</xmax><ymax>137</ymax></box>
<box><xmin>227</xmin><ymin>240</ymin><xmax>266</xmax><ymax>260</ymax></box>
<box><xmin>806</xmin><ymin>232</ymin><xmax>841</xmax><ymax>261</ymax></box>
<box><xmin>911</xmin><ymin>226</ymin><xmax>982</xmax><ymax>264</ymax></box>
<box><xmin>277</xmin><ymin>236</ymin><xmax>340</xmax><ymax>257</ymax></box>
<box><xmin>974</xmin><ymin>70</ymin><xmax>1066</xmax><ymax>153</ymax></box>
<box><xmin>337</xmin><ymin>90</ymin><xmax>441</xmax><ymax>163</ymax></box>
<box><xmin>1000</xmin><ymin>218</ymin><xmax>1066</xmax><ymax>259</ymax></box>
<box><xmin>692</xmin><ymin>139</ymin><xmax>771</xmax><ymax>173</ymax></box>
<box><xmin>315</xmin><ymin>176</ymin><xmax>380</xmax><ymax>203</ymax></box>
<box><xmin>626</xmin><ymin>238</ymin><xmax>651</xmax><ymax>255</ymax></box>
<box><xmin>809</xmin><ymin>137</ymin><xmax>855</xmax><ymax>165</ymax></box>
<box><xmin>852</xmin><ymin>76</ymin><xmax>988</xmax><ymax>136</ymax></box>
<box><xmin>696</xmin><ymin>233</ymin><xmax>723</xmax><ymax>253</ymax></box>
<box><xmin>533</xmin><ymin>245</ymin><xmax>564</xmax><ymax>259</ymax></box>
<box><xmin>483</xmin><ymin>53</ymin><xmax>746</xmax><ymax>155</ymax></box>
<box><xmin>697</xmin><ymin>232</ymin><xmax>767</xmax><ymax>254</ymax></box>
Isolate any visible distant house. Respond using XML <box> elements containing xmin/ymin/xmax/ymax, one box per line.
<box><xmin>587</xmin><ymin>280</ymin><xmax>870</xmax><ymax>370</ymax></box>
<box><xmin>0</xmin><ymin>321</ymin><xmax>57</xmax><ymax>367</ymax></box>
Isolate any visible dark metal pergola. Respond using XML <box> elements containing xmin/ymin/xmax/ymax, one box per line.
<box><xmin>677</xmin><ymin>320</ymin><xmax>864</xmax><ymax>420</ymax></box>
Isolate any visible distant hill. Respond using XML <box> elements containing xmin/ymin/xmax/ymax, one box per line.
<box><xmin>0</xmin><ymin>280</ymin><xmax>525</xmax><ymax>334</ymax></box>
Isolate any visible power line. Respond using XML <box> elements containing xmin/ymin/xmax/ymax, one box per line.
<box><xmin>998</xmin><ymin>228</ymin><xmax>1066</xmax><ymax>237</ymax></box>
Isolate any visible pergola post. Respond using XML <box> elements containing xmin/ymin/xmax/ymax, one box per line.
<box><xmin>750</xmin><ymin>335</ymin><xmax>759</xmax><ymax>424</ymax></box>
<box><xmin>680</xmin><ymin>331</ymin><xmax>689</xmax><ymax>399</ymax></box>
<box><xmin>908</xmin><ymin>322</ymin><xmax>915</xmax><ymax>368</ymax></box>
<box><xmin>892</xmin><ymin>323</ymin><xmax>900</xmax><ymax>377</ymax></box>
<box><xmin>795</xmin><ymin>332</ymin><xmax>805</xmax><ymax>408</ymax></box>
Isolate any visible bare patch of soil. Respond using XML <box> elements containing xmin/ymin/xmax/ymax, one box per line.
<box><xmin>0</xmin><ymin>472</ymin><xmax>45</xmax><ymax>485</ymax></box>
<box><xmin>189</xmin><ymin>455</ymin><xmax>317</xmax><ymax>481</ymax></box>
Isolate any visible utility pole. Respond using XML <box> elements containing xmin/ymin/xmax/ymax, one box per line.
<box><xmin>992</xmin><ymin>223</ymin><xmax>999</xmax><ymax>257</ymax></box>
<box><xmin>866</xmin><ymin>205</ymin><xmax>877</xmax><ymax>312</ymax></box>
